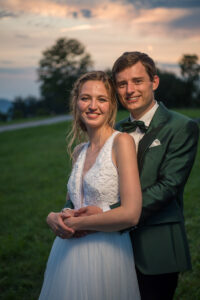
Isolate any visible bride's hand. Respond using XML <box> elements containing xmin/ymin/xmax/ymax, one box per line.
<box><xmin>47</xmin><ymin>212</ymin><xmax>75</xmax><ymax>239</ymax></box>
<box><xmin>63</xmin><ymin>207</ymin><xmax>101</xmax><ymax>238</ymax></box>
<box><xmin>63</xmin><ymin>216</ymin><xmax>80</xmax><ymax>231</ymax></box>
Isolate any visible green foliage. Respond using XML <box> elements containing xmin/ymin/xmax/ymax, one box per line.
<box><xmin>155</xmin><ymin>53</ymin><xmax>200</xmax><ymax>108</ymax></box>
<box><xmin>178</xmin><ymin>54</ymin><xmax>200</xmax><ymax>107</ymax></box>
<box><xmin>116</xmin><ymin>109</ymin><xmax>129</xmax><ymax>121</ymax></box>
<box><xmin>38</xmin><ymin>37</ymin><xmax>93</xmax><ymax>114</ymax></box>
<box><xmin>179</xmin><ymin>54</ymin><xmax>200</xmax><ymax>81</ymax></box>
<box><xmin>155</xmin><ymin>69</ymin><xmax>187</xmax><ymax>108</ymax></box>
<box><xmin>0</xmin><ymin>110</ymin><xmax>199</xmax><ymax>299</ymax></box>
<box><xmin>10</xmin><ymin>96</ymin><xmax>49</xmax><ymax>120</ymax></box>
<box><xmin>0</xmin><ymin>112</ymin><xmax>7</xmax><ymax>121</ymax></box>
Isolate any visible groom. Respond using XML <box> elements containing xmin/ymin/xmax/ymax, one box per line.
<box><xmin>47</xmin><ymin>52</ymin><xmax>199</xmax><ymax>300</ymax></box>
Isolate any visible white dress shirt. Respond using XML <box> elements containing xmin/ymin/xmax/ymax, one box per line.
<box><xmin>129</xmin><ymin>101</ymin><xmax>159</xmax><ymax>152</ymax></box>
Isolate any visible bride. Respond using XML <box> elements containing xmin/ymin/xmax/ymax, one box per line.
<box><xmin>39</xmin><ymin>71</ymin><xmax>142</xmax><ymax>300</ymax></box>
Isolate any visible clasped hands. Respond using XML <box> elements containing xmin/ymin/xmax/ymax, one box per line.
<box><xmin>46</xmin><ymin>206</ymin><xmax>103</xmax><ymax>239</ymax></box>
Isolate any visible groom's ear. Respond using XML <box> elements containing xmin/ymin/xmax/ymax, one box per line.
<box><xmin>152</xmin><ymin>75</ymin><xmax>159</xmax><ymax>91</ymax></box>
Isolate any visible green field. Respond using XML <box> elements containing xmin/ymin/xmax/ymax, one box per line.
<box><xmin>0</xmin><ymin>109</ymin><xmax>199</xmax><ymax>299</ymax></box>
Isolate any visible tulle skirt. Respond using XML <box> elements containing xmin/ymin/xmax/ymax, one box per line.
<box><xmin>39</xmin><ymin>232</ymin><xmax>140</xmax><ymax>300</ymax></box>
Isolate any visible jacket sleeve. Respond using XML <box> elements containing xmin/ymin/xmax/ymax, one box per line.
<box><xmin>63</xmin><ymin>199</ymin><xmax>74</xmax><ymax>209</ymax></box>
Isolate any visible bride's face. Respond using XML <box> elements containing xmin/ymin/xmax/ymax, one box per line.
<box><xmin>77</xmin><ymin>80</ymin><xmax>111</xmax><ymax>129</ymax></box>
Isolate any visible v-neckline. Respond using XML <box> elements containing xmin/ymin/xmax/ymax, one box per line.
<box><xmin>82</xmin><ymin>131</ymin><xmax>116</xmax><ymax>179</ymax></box>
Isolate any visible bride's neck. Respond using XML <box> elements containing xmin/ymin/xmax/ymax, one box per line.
<box><xmin>87</xmin><ymin>126</ymin><xmax>114</xmax><ymax>151</ymax></box>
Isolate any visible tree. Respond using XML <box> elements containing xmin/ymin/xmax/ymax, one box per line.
<box><xmin>178</xmin><ymin>54</ymin><xmax>200</xmax><ymax>107</ymax></box>
<box><xmin>155</xmin><ymin>69</ymin><xmax>187</xmax><ymax>108</ymax></box>
<box><xmin>179</xmin><ymin>54</ymin><xmax>200</xmax><ymax>81</ymax></box>
<box><xmin>38</xmin><ymin>38</ymin><xmax>93</xmax><ymax>114</ymax></box>
<box><xmin>10</xmin><ymin>96</ymin><xmax>47</xmax><ymax>119</ymax></box>
<box><xmin>12</xmin><ymin>97</ymin><xmax>26</xmax><ymax>119</ymax></box>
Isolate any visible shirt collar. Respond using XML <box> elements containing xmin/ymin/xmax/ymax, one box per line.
<box><xmin>130</xmin><ymin>101</ymin><xmax>159</xmax><ymax>126</ymax></box>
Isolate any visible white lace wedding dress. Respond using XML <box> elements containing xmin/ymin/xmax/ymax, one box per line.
<box><xmin>39</xmin><ymin>131</ymin><xmax>140</xmax><ymax>300</ymax></box>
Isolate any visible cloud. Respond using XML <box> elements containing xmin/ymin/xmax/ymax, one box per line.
<box><xmin>72</xmin><ymin>11</ymin><xmax>78</xmax><ymax>18</ymax></box>
<box><xmin>1</xmin><ymin>0</ymin><xmax>200</xmax><ymax>18</ymax></box>
<box><xmin>0</xmin><ymin>60</ymin><xmax>13</xmax><ymax>65</ymax></box>
<box><xmin>133</xmin><ymin>7</ymin><xmax>187</xmax><ymax>24</ymax></box>
<box><xmin>125</xmin><ymin>0</ymin><xmax>200</xmax><ymax>9</ymax></box>
<box><xmin>52</xmin><ymin>0</ymin><xmax>102</xmax><ymax>6</ymax></box>
<box><xmin>61</xmin><ymin>24</ymin><xmax>108</xmax><ymax>32</ymax></box>
<box><xmin>0</xmin><ymin>0</ymin><xmax>96</xmax><ymax>19</ymax></box>
<box><xmin>1</xmin><ymin>0</ymin><xmax>199</xmax><ymax>44</ymax></box>
<box><xmin>1</xmin><ymin>0</ymin><xmax>198</xmax><ymax>32</ymax></box>
<box><xmin>0</xmin><ymin>0</ymin><xmax>71</xmax><ymax>18</ymax></box>
<box><xmin>170</xmin><ymin>9</ymin><xmax>200</xmax><ymax>30</ymax></box>
<box><xmin>157</xmin><ymin>62</ymin><xmax>180</xmax><ymax>76</ymax></box>
<box><xmin>81</xmin><ymin>9</ymin><xmax>92</xmax><ymax>18</ymax></box>
<box><xmin>0</xmin><ymin>10</ymin><xmax>18</xmax><ymax>18</ymax></box>
<box><xmin>15</xmin><ymin>34</ymin><xmax>30</xmax><ymax>39</ymax></box>
<box><xmin>0</xmin><ymin>0</ymin><xmax>136</xmax><ymax>20</ymax></box>
<box><xmin>0</xmin><ymin>67</ymin><xmax>36</xmax><ymax>75</ymax></box>
<box><xmin>124</xmin><ymin>6</ymin><xmax>200</xmax><ymax>39</ymax></box>
<box><xmin>70</xmin><ymin>8</ymin><xmax>93</xmax><ymax>19</ymax></box>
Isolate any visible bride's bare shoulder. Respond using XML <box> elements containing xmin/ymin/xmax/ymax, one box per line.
<box><xmin>112</xmin><ymin>132</ymin><xmax>136</xmax><ymax>166</ymax></box>
<box><xmin>113</xmin><ymin>132</ymin><xmax>136</xmax><ymax>149</ymax></box>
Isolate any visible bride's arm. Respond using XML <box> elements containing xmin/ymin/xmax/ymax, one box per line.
<box><xmin>65</xmin><ymin>133</ymin><xmax>142</xmax><ymax>232</ymax></box>
<box><xmin>46</xmin><ymin>143</ymin><xmax>87</xmax><ymax>238</ymax></box>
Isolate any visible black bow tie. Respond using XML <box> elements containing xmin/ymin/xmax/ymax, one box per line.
<box><xmin>121</xmin><ymin>120</ymin><xmax>148</xmax><ymax>133</ymax></box>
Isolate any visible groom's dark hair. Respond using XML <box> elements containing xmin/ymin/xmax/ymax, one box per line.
<box><xmin>112</xmin><ymin>51</ymin><xmax>157</xmax><ymax>82</ymax></box>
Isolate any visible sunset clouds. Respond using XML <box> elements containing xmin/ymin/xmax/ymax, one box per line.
<box><xmin>0</xmin><ymin>0</ymin><xmax>199</xmax><ymax>99</ymax></box>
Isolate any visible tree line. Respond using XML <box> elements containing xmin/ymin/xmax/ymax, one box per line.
<box><xmin>1</xmin><ymin>38</ymin><xmax>200</xmax><ymax>121</ymax></box>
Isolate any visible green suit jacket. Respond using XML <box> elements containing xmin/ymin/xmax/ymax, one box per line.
<box><xmin>65</xmin><ymin>103</ymin><xmax>199</xmax><ymax>275</ymax></box>
<box><xmin>115</xmin><ymin>102</ymin><xmax>199</xmax><ymax>274</ymax></box>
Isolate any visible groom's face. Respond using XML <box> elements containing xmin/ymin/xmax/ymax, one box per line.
<box><xmin>115</xmin><ymin>61</ymin><xmax>159</xmax><ymax>119</ymax></box>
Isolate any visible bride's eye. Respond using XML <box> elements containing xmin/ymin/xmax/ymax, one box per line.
<box><xmin>80</xmin><ymin>97</ymin><xmax>89</xmax><ymax>101</ymax></box>
<box><xmin>99</xmin><ymin>97</ymin><xmax>108</xmax><ymax>103</ymax></box>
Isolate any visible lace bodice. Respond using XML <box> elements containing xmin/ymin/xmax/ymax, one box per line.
<box><xmin>67</xmin><ymin>131</ymin><xmax>120</xmax><ymax>211</ymax></box>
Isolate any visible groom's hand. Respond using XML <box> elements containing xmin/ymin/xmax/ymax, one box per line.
<box><xmin>72</xmin><ymin>206</ymin><xmax>103</xmax><ymax>238</ymax></box>
<box><xmin>74</xmin><ymin>206</ymin><xmax>103</xmax><ymax>217</ymax></box>
<box><xmin>47</xmin><ymin>211</ymin><xmax>75</xmax><ymax>239</ymax></box>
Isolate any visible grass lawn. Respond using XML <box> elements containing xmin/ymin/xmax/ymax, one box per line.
<box><xmin>0</xmin><ymin>109</ymin><xmax>199</xmax><ymax>299</ymax></box>
<box><xmin>173</xmin><ymin>108</ymin><xmax>200</xmax><ymax>120</ymax></box>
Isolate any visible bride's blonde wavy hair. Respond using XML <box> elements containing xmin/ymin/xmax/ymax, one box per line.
<box><xmin>67</xmin><ymin>71</ymin><xmax>117</xmax><ymax>157</ymax></box>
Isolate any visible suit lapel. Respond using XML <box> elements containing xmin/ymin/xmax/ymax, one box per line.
<box><xmin>137</xmin><ymin>125</ymin><xmax>163</xmax><ymax>172</ymax></box>
<box><xmin>137</xmin><ymin>102</ymin><xmax>171</xmax><ymax>173</ymax></box>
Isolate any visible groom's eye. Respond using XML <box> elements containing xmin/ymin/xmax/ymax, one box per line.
<box><xmin>117</xmin><ymin>81</ymin><xmax>126</xmax><ymax>88</ymax></box>
<box><xmin>134</xmin><ymin>79</ymin><xmax>143</xmax><ymax>85</ymax></box>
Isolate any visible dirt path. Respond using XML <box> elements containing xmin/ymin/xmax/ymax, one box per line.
<box><xmin>0</xmin><ymin>115</ymin><xmax>72</xmax><ymax>133</ymax></box>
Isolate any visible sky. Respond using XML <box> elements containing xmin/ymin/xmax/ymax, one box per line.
<box><xmin>0</xmin><ymin>0</ymin><xmax>200</xmax><ymax>100</ymax></box>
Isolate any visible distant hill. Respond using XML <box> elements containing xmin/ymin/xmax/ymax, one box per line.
<box><xmin>0</xmin><ymin>99</ymin><xmax>13</xmax><ymax>114</ymax></box>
